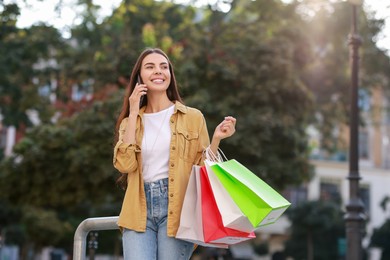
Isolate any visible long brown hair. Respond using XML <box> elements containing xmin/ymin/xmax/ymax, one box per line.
<box><xmin>114</xmin><ymin>48</ymin><xmax>183</xmax><ymax>188</ymax></box>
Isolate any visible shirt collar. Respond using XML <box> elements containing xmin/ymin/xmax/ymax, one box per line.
<box><xmin>174</xmin><ymin>101</ymin><xmax>187</xmax><ymax>114</ymax></box>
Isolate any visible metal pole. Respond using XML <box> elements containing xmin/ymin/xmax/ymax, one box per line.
<box><xmin>73</xmin><ymin>216</ymin><xmax>119</xmax><ymax>260</ymax></box>
<box><xmin>345</xmin><ymin>4</ymin><xmax>365</xmax><ymax>260</ymax></box>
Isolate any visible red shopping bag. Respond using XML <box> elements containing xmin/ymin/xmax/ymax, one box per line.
<box><xmin>200</xmin><ymin>166</ymin><xmax>255</xmax><ymax>244</ymax></box>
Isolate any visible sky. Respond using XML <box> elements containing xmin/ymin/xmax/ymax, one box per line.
<box><xmin>3</xmin><ymin>0</ymin><xmax>390</xmax><ymax>53</ymax></box>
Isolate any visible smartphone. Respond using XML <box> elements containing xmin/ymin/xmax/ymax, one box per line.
<box><xmin>137</xmin><ymin>75</ymin><xmax>143</xmax><ymax>84</ymax></box>
<box><xmin>138</xmin><ymin>75</ymin><xmax>144</xmax><ymax>108</ymax></box>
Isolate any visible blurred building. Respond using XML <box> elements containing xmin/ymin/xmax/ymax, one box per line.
<box><xmin>233</xmin><ymin>85</ymin><xmax>390</xmax><ymax>260</ymax></box>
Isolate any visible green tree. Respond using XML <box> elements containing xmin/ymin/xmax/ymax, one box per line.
<box><xmin>178</xmin><ymin>0</ymin><xmax>315</xmax><ymax>189</ymax></box>
<box><xmin>371</xmin><ymin>220</ymin><xmax>390</xmax><ymax>260</ymax></box>
<box><xmin>0</xmin><ymin>3</ymin><xmax>63</xmax><ymax>127</ymax></box>
<box><xmin>65</xmin><ymin>0</ymin><xmax>194</xmax><ymax>89</ymax></box>
<box><xmin>370</xmin><ymin>196</ymin><xmax>390</xmax><ymax>260</ymax></box>
<box><xmin>0</xmin><ymin>0</ymin><xmax>195</xmax><ymax>253</ymax></box>
<box><xmin>284</xmin><ymin>201</ymin><xmax>345</xmax><ymax>260</ymax></box>
<box><xmin>0</xmin><ymin>92</ymin><xmax>123</xmax><ymax>251</ymax></box>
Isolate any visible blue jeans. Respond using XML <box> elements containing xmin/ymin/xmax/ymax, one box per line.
<box><xmin>122</xmin><ymin>178</ymin><xmax>194</xmax><ymax>260</ymax></box>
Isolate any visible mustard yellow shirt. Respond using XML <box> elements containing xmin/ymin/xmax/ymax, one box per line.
<box><xmin>113</xmin><ymin>101</ymin><xmax>210</xmax><ymax>236</ymax></box>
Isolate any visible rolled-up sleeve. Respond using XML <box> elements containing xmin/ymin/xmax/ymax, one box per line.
<box><xmin>113</xmin><ymin>118</ymin><xmax>140</xmax><ymax>173</ymax></box>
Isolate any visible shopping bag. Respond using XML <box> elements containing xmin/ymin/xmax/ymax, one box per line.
<box><xmin>209</xmin><ymin>159</ymin><xmax>291</xmax><ymax>227</ymax></box>
<box><xmin>205</xmin><ymin>159</ymin><xmax>255</xmax><ymax>233</ymax></box>
<box><xmin>200</xmin><ymin>166</ymin><xmax>256</xmax><ymax>244</ymax></box>
<box><xmin>176</xmin><ymin>165</ymin><xmax>228</xmax><ymax>248</ymax></box>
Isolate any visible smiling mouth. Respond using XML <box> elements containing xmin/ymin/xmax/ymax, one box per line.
<box><xmin>152</xmin><ymin>79</ymin><xmax>164</xmax><ymax>83</ymax></box>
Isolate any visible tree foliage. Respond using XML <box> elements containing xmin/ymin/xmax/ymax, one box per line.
<box><xmin>371</xmin><ymin>220</ymin><xmax>390</xmax><ymax>260</ymax></box>
<box><xmin>370</xmin><ymin>197</ymin><xmax>390</xmax><ymax>260</ymax></box>
<box><xmin>0</xmin><ymin>93</ymin><xmax>123</xmax><ymax>251</ymax></box>
<box><xmin>177</xmin><ymin>0</ymin><xmax>314</xmax><ymax>189</ymax></box>
<box><xmin>0</xmin><ymin>3</ymin><xmax>64</xmax><ymax>127</ymax></box>
<box><xmin>0</xmin><ymin>93</ymin><xmax>122</xmax><ymax>207</ymax></box>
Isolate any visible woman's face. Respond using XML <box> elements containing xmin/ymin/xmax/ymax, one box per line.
<box><xmin>140</xmin><ymin>53</ymin><xmax>171</xmax><ymax>93</ymax></box>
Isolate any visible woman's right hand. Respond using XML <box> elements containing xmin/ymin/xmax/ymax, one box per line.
<box><xmin>123</xmin><ymin>83</ymin><xmax>146</xmax><ymax>144</ymax></box>
<box><xmin>129</xmin><ymin>83</ymin><xmax>147</xmax><ymax>115</ymax></box>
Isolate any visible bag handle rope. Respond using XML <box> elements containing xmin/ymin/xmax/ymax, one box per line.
<box><xmin>204</xmin><ymin>146</ymin><xmax>228</xmax><ymax>162</ymax></box>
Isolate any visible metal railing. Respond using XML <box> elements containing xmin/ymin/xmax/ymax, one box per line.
<box><xmin>73</xmin><ymin>216</ymin><xmax>119</xmax><ymax>260</ymax></box>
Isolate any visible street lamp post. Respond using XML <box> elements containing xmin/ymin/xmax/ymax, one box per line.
<box><xmin>345</xmin><ymin>0</ymin><xmax>366</xmax><ymax>260</ymax></box>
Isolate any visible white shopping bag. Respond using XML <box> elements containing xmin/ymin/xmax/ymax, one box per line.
<box><xmin>176</xmin><ymin>165</ymin><xmax>228</xmax><ymax>248</ymax></box>
<box><xmin>205</xmin><ymin>160</ymin><xmax>255</xmax><ymax>233</ymax></box>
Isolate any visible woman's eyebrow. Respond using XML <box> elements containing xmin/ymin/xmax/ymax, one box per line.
<box><xmin>143</xmin><ymin>62</ymin><xmax>168</xmax><ymax>67</ymax></box>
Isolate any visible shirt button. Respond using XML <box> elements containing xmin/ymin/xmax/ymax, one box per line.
<box><xmin>170</xmin><ymin>178</ymin><xmax>174</xmax><ymax>182</ymax></box>
<box><xmin>171</xmin><ymin>163</ymin><xmax>174</xmax><ymax>167</ymax></box>
<box><xmin>169</xmin><ymin>211</ymin><xmax>173</xmax><ymax>215</ymax></box>
<box><xmin>170</xmin><ymin>194</ymin><xmax>173</xmax><ymax>197</ymax></box>
<box><xmin>170</xmin><ymin>119</ymin><xmax>174</xmax><ymax>123</ymax></box>
<box><xmin>172</xmin><ymin>146</ymin><xmax>176</xmax><ymax>150</ymax></box>
<box><xmin>173</xmin><ymin>132</ymin><xmax>176</xmax><ymax>135</ymax></box>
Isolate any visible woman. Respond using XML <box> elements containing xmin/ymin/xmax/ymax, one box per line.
<box><xmin>113</xmin><ymin>48</ymin><xmax>236</xmax><ymax>260</ymax></box>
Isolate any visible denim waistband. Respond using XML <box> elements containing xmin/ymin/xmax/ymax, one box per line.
<box><xmin>144</xmin><ymin>178</ymin><xmax>168</xmax><ymax>190</ymax></box>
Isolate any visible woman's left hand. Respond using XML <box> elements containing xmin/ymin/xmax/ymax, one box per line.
<box><xmin>213</xmin><ymin>116</ymin><xmax>237</xmax><ymax>141</ymax></box>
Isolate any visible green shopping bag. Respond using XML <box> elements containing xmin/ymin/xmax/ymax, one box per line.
<box><xmin>210</xmin><ymin>159</ymin><xmax>291</xmax><ymax>228</ymax></box>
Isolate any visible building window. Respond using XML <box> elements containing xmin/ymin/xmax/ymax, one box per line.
<box><xmin>283</xmin><ymin>186</ymin><xmax>307</xmax><ymax>207</ymax></box>
<box><xmin>359</xmin><ymin>185</ymin><xmax>370</xmax><ymax>217</ymax></box>
<box><xmin>320</xmin><ymin>181</ymin><xmax>341</xmax><ymax>204</ymax></box>
<box><xmin>359</xmin><ymin>88</ymin><xmax>371</xmax><ymax>112</ymax></box>
<box><xmin>359</xmin><ymin>130</ymin><xmax>369</xmax><ymax>159</ymax></box>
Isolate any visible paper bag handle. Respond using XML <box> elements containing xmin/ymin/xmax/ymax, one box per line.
<box><xmin>205</xmin><ymin>146</ymin><xmax>228</xmax><ymax>162</ymax></box>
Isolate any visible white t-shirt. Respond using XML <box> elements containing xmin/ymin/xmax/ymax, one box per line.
<box><xmin>142</xmin><ymin>105</ymin><xmax>175</xmax><ymax>182</ymax></box>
